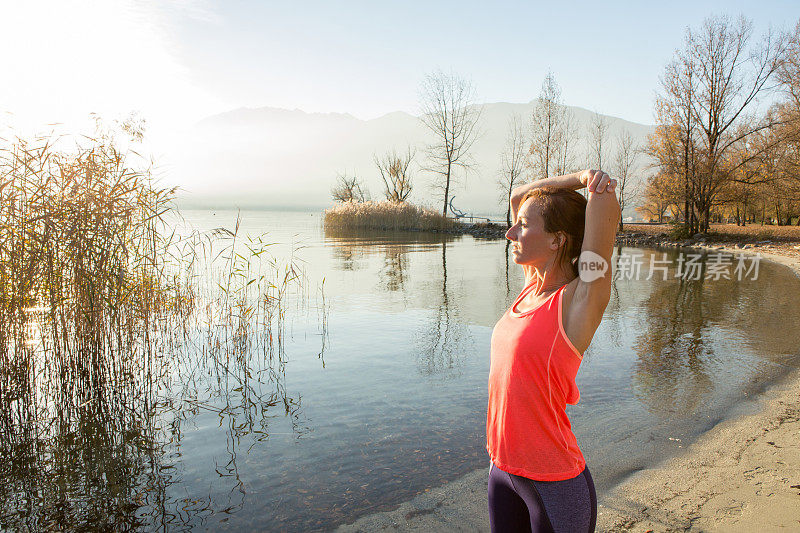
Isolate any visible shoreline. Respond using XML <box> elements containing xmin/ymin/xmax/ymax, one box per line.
<box><xmin>597</xmin><ymin>246</ymin><xmax>800</xmax><ymax>532</ymax></box>
<box><xmin>337</xmin><ymin>245</ymin><xmax>800</xmax><ymax>532</ymax></box>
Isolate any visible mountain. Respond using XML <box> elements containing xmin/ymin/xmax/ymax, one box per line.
<box><xmin>169</xmin><ymin>102</ymin><xmax>655</xmax><ymax>218</ymax></box>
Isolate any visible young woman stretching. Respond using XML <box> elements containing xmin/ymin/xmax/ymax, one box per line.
<box><xmin>486</xmin><ymin>169</ymin><xmax>620</xmax><ymax>533</ymax></box>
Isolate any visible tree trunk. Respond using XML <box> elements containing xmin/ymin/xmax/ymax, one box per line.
<box><xmin>506</xmin><ymin>192</ymin><xmax>512</xmax><ymax>228</ymax></box>
<box><xmin>742</xmin><ymin>195</ymin><xmax>748</xmax><ymax>226</ymax></box>
<box><xmin>442</xmin><ymin>163</ymin><xmax>452</xmax><ymax>217</ymax></box>
<box><xmin>684</xmin><ymin>186</ymin><xmax>689</xmax><ymax>227</ymax></box>
<box><xmin>544</xmin><ymin>138</ymin><xmax>550</xmax><ymax>180</ymax></box>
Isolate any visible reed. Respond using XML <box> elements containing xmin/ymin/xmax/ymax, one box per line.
<box><xmin>0</xmin><ymin>129</ymin><xmax>321</xmax><ymax>528</ymax></box>
<box><xmin>323</xmin><ymin>200</ymin><xmax>456</xmax><ymax>233</ymax></box>
<box><xmin>0</xmin><ymin>130</ymin><xmax>179</xmax><ymax>528</ymax></box>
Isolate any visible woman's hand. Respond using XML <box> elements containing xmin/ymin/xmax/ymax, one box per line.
<box><xmin>579</xmin><ymin>169</ymin><xmax>617</xmax><ymax>194</ymax></box>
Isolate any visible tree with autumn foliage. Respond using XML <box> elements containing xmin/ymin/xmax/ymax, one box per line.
<box><xmin>636</xmin><ymin>171</ymin><xmax>682</xmax><ymax>223</ymax></box>
<box><xmin>649</xmin><ymin>14</ymin><xmax>789</xmax><ymax>233</ymax></box>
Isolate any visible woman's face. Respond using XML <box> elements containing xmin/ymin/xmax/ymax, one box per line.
<box><xmin>505</xmin><ymin>199</ymin><xmax>562</xmax><ymax>266</ymax></box>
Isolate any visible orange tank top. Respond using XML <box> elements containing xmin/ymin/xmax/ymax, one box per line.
<box><xmin>486</xmin><ymin>280</ymin><xmax>585</xmax><ymax>481</ymax></box>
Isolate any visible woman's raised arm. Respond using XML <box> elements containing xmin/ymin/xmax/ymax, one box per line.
<box><xmin>570</xmin><ymin>169</ymin><xmax>621</xmax><ymax>329</ymax></box>
<box><xmin>509</xmin><ymin>171</ymin><xmax>585</xmax><ymax>224</ymax></box>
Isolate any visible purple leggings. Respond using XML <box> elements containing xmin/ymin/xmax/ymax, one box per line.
<box><xmin>488</xmin><ymin>462</ymin><xmax>596</xmax><ymax>533</ymax></box>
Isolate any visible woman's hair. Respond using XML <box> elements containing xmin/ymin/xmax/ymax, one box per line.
<box><xmin>520</xmin><ymin>186</ymin><xmax>587</xmax><ymax>278</ymax></box>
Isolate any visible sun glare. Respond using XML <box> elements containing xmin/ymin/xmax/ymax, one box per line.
<box><xmin>0</xmin><ymin>0</ymin><xmax>219</xmax><ymax>136</ymax></box>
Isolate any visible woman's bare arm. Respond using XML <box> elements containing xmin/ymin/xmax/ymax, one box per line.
<box><xmin>509</xmin><ymin>171</ymin><xmax>585</xmax><ymax>223</ymax></box>
<box><xmin>564</xmin><ymin>170</ymin><xmax>621</xmax><ymax>353</ymax></box>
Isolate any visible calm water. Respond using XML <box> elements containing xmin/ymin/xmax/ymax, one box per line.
<box><xmin>4</xmin><ymin>209</ymin><xmax>800</xmax><ymax>531</ymax></box>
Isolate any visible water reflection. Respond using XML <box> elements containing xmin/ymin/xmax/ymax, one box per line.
<box><xmin>325</xmin><ymin>228</ymin><xmax>471</xmax><ymax>376</ymax></box>
<box><xmin>7</xmin><ymin>209</ymin><xmax>800</xmax><ymax>532</ymax></box>
<box><xmin>0</xmin><ymin>332</ymin><xmax>311</xmax><ymax>531</ymax></box>
<box><xmin>0</xmin><ymin>354</ymin><xmax>184</xmax><ymax>530</ymax></box>
<box><xmin>414</xmin><ymin>242</ymin><xmax>469</xmax><ymax>375</ymax></box>
<box><xmin>380</xmin><ymin>246</ymin><xmax>409</xmax><ymax>292</ymax></box>
<box><xmin>617</xmin><ymin>247</ymin><xmax>795</xmax><ymax>420</ymax></box>
<box><xmin>631</xmin><ymin>277</ymin><xmax>715</xmax><ymax>417</ymax></box>
<box><xmin>324</xmin><ymin>227</ymin><xmax>455</xmax><ymax>248</ymax></box>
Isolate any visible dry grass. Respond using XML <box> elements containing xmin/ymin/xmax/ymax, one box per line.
<box><xmin>0</xmin><ymin>130</ymin><xmax>177</xmax><ymax>527</ymax></box>
<box><xmin>323</xmin><ymin>200</ymin><xmax>456</xmax><ymax>233</ymax></box>
<box><xmin>624</xmin><ymin>222</ymin><xmax>800</xmax><ymax>242</ymax></box>
<box><xmin>0</xmin><ymin>129</ymin><xmax>320</xmax><ymax>528</ymax></box>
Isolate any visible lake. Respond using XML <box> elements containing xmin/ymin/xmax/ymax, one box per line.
<box><xmin>2</xmin><ymin>208</ymin><xmax>799</xmax><ymax>532</ymax></box>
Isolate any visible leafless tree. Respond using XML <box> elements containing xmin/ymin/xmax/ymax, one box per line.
<box><xmin>498</xmin><ymin>115</ymin><xmax>527</xmax><ymax>227</ymax></box>
<box><xmin>658</xmin><ymin>51</ymin><xmax>700</xmax><ymax>233</ymax></box>
<box><xmin>778</xmin><ymin>20</ymin><xmax>800</xmax><ymax>112</ymax></box>
<box><xmin>529</xmin><ymin>71</ymin><xmax>566</xmax><ymax>179</ymax></box>
<box><xmin>554</xmin><ymin>108</ymin><xmax>579</xmax><ymax>175</ymax></box>
<box><xmin>588</xmin><ymin>111</ymin><xmax>610</xmax><ymax>170</ymax></box>
<box><xmin>612</xmin><ymin>129</ymin><xmax>641</xmax><ymax>230</ymax></box>
<box><xmin>375</xmin><ymin>147</ymin><xmax>415</xmax><ymax>202</ymax></box>
<box><xmin>331</xmin><ymin>172</ymin><xmax>368</xmax><ymax>203</ymax></box>
<box><xmin>419</xmin><ymin>70</ymin><xmax>482</xmax><ymax>216</ymax></box>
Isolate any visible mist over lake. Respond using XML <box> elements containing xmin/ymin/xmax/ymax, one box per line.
<box><xmin>170</xmin><ymin>103</ymin><xmax>654</xmax><ymax>218</ymax></box>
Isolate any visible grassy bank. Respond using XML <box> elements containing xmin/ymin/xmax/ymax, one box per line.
<box><xmin>624</xmin><ymin>222</ymin><xmax>800</xmax><ymax>242</ymax></box>
<box><xmin>323</xmin><ymin>200</ymin><xmax>456</xmax><ymax>232</ymax></box>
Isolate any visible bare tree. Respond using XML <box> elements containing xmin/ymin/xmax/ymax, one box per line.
<box><xmin>588</xmin><ymin>111</ymin><xmax>610</xmax><ymax>170</ymax></box>
<box><xmin>612</xmin><ymin>129</ymin><xmax>641</xmax><ymax>230</ymax></box>
<box><xmin>419</xmin><ymin>70</ymin><xmax>482</xmax><ymax>216</ymax></box>
<box><xmin>779</xmin><ymin>20</ymin><xmax>800</xmax><ymax>109</ymax></box>
<box><xmin>529</xmin><ymin>71</ymin><xmax>566</xmax><ymax>179</ymax></box>
<box><xmin>498</xmin><ymin>115</ymin><xmax>527</xmax><ymax>227</ymax></box>
<box><xmin>331</xmin><ymin>172</ymin><xmax>368</xmax><ymax>203</ymax></box>
<box><xmin>375</xmin><ymin>147</ymin><xmax>415</xmax><ymax>202</ymax></box>
<box><xmin>678</xmin><ymin>14</ymin><xmax>788</xmax><ymax>232</ymax></box>
<box><xmin>658</xmin><ymin>51</ymin><xmax>700</xmax><ymax>233</ymax></box>
<box><xmin>554</xmin><ymin>107</ymin><xmax>578</xmax><ymax>175</ymax></box>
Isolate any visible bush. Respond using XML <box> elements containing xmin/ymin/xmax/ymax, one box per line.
<box><xmin>323</xmin><ymin>200</ymin><xmax>455</xmax><ymax>232</ymax></box>
<box><xmin>668</xmin><ymin>221</ymin><xmax>692</xmax><ymax>240</ymax></box>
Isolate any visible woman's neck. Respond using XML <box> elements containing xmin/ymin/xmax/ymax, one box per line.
<box><xmin>526</xmin><ymin>265</ymin><xmax>575</xmax><ymax>296</ymax></box>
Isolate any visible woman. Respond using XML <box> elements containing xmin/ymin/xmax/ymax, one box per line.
<box><xmin>486</xmin><ymin>169</ymin><xmax>620</xmax><ymax>533</ymax></box>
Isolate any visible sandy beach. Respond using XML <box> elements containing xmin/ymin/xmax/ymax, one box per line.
<box><xmin>338</xmin><ymin>246</ymin><xmax>800</xmax><ymax>532</ymax></box>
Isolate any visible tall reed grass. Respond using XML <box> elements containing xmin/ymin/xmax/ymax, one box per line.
<box><xmin>323</xmin><ymin>200</ymin><xmax>456</xmax><ymax>233</ymax></box>
<box><xmin>0</xmin><ymin>130</ymin><xmax>179</xmax><ymax>528</ymax></box>
<box><xmin>0</xmin><ymin>128</ymin><xmax>320</xmax><ymax>528</ymax></box>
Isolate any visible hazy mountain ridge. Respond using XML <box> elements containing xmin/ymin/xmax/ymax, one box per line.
<box><xmin>196</xmin><ymin>106</ymin><xmax>361</xmax><ymax>129</ymax></box>
<box><xmin>173</xmin><ymin>101</ymin><xmax>655</xmax><ymax>218</ymax></box>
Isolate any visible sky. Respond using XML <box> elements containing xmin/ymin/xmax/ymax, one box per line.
<box><xmin>1</xmin><ymin>0</ymin><xmax>799</xmax><ymax>141</ymax></box>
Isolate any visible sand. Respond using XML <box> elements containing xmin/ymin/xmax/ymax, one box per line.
<box><xmin>597</xmin><ymin>247</ymin><xmax>800</xmax><ymax>532</ymax></box>
<box><xmin>337</xmin><ymin>247</ymin><xmax>800</xmax><ymax>532</ymax></box>
<box><xmin>598</xmin><ymin>366</ymin><xmax>800</xmax><ymax>532</ymax></box>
